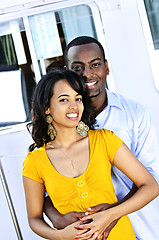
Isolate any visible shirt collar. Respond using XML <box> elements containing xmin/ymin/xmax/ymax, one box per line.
<box><xmin>95</xmin><ymin>90</ymin><xmax>122</xmax><ymax>126</ymax></box>
<box><xmin>106</xmin><ymin>90</ymin><xmax>122</xmax><ymax>110</ymax></box>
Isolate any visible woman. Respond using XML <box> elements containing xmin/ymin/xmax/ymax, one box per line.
<box><xmin>23</xmin><ymin>69</ymin><xmax>159</xmax><ymax>240</ymax></box>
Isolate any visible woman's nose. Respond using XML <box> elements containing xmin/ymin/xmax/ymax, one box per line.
<box><xmin>69</xmin><ymin>100</ymin><xmax>78</xmax><ymax>109</ymax></box>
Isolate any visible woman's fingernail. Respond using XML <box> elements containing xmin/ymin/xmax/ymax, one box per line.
<box><xmin>75</xmin><ymin>237</ymin><xmax>78</xmax><ymax>239</ymax></box>
<box><xmin>79</xmin><ymin>217</ymin><xmax>83</xmax><ymax>220</ymax></box>
<box><xmin>87</xmin><ymin>207</ymin><xmax>91</xmax><ymax>210</ymax></box>
<box><xmin>85</xmin><ymin>212</ymin><xmax>89</xmax><ymax>215</ymax></box>
<box><xmin>74</xmin><ymin>226</ymin><xmax>78</xmax><ymax>229</ymax></box>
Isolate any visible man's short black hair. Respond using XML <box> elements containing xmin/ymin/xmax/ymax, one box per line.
<box><xmin>64</xmin><ymin>36</ymin><xmax>106</xmax><ymax>66</ymax></box>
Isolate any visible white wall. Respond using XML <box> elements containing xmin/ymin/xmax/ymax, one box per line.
<box><xmin>0</xmin><ymin>0</ymin><xmax>39</xmax><ymax>9</ymax></box>
<box><xmin>96</xmin><ymin>0</ymin><xmax>159</xmax><ymax>140</ymax></box>
<box><xmin>0</xmin><ymin>126</ymin><xmax>45</xmax><ymax>239</ymax></box>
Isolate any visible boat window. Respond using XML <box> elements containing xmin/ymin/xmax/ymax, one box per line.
<box><xmin>0</xmin><ymin>4</ymin><xmax>97</xmax><ymax>128</ymax></box>
<box><xmin>0</xmin><ymin>18</ymin><xmax>36</xmax><ymax>127</ymax></box>
<box><xmin>28</xmin><ymin>5</ymin><xmax>97</xmax><ymax>75</ymax></box>
<box><xmin>138</xmin><ymin>0</ymin><xmax>159</xmax><ymax>92</ymax></box>
<box><xmin>144</xmin><ymin>0</ymin><xmax>159</xmax><ymax>50</ymax></box>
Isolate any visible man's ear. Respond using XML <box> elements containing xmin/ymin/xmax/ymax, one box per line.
<box><xmin>105</xmin><ymin>59</ymin><xmax>110</xmax><ymax>75</ymax></box>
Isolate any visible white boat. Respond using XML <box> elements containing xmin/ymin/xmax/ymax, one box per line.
<box><xmin>0</xmin><ymin>0</ymin><xmax>159</xmax><ymax>239</ymax></box>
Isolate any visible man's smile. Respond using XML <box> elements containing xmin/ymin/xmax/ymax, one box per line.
<box><xmin>85</xmin><ymin>81</ymin><xmax>97</xmax><ymax>88</ymax></box>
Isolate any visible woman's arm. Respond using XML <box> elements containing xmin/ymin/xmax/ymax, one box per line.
<box><xmin>112</xmin><ymin>143</ymin><xmax>159</xmax><ymax>213</ymax></box>
<box><xmin>23</xmin><ymin>176</ymin><xmax>86</xmax><ymax>240</ymax></box>
<box><xmin>74</xmin><ymin>143</ymin><xmax>159</xmax><ymax>240</ymax></box>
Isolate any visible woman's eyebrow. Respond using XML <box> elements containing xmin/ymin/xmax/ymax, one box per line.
<box><xmin>57</xmin><ymin>94</ymin><xmax>69</xmax><ymax>99</ymax></box>
<box><xmin>57</xmin><ymin>93</ymin><xmax>81</xmax><ymax>99</ymax></box>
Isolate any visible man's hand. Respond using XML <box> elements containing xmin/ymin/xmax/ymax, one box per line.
<box><xmin>87</xmin><ymin>203</ymin><xmax>112</xmax><ymax>212</ymax></box>
<box><xmin>44</xmin><ymin>196</ymin><xmax>86</xmax><ymax>229</ymax></box>
<box><xmin>54</xmin><ymin>211</ymin><xmax>86</xmax><ymax>229</ymax></box>
<box><xmin>86</xmin><ymin>203</ymin><xmax>119</xmax><ymax>240</ymax></box>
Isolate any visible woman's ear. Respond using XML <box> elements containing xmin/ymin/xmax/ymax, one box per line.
<box><xmin>45</xmin><ymin>108</ymin><xmax>50</xmax><ymax>115</ymax></box>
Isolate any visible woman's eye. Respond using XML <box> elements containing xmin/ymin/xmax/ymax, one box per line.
<box><xmin>76</xmin><ymin>97</ymin><xmax>82</xmax><ymax>102</ymax></box>
<box><xmin>59</xmin><ymin>99</ymin><xmax>67</xmax><ymax>102</ymax></box>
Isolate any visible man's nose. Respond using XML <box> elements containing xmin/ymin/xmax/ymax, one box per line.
<box><xmin>82</xmin><ymin>65</ymin><xmax>92</xmax><ymax>79</ymax></box>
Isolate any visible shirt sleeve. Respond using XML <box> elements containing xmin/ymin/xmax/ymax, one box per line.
<box><xmin>22</xmin><ymin>151</ymin><xmax>44</xmax><ymax>183</ymax></box>
<box><xmin>135</xmin><ymin>104</ymin><xmax>159</xmax><ymax>184</ymax></box>
<box><xmin>101</xmin><ymin>129</ymin><xmax>124</xmax><ymax>163</ymax></box>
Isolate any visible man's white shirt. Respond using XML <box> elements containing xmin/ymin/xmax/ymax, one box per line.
<box><xmin>95</xmin><ymin>90</ymin><xmax>159</xmax><ymax>240</ymax></box>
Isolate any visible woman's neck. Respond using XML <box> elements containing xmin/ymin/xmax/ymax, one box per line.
<box><xmin>50</xmin><ymin>127</ymin><xmax>83</xmax><ymax>149</ymax></box>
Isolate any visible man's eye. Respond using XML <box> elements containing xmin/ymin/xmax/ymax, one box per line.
<box><xmin>91</xmin><ymin>63</ymin><xmax>101</xmax><ymax>68</ymax></box>
<box><xmin>72</xmin><ymin>65</ymin><xmax>84</xmax><ymax>72</ymax></box>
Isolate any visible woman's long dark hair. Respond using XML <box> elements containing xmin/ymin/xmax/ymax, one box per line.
<box><xmin>28</xmin><ymin>69</ymin><xmax>95</xmax><ymax>151</ymax></box>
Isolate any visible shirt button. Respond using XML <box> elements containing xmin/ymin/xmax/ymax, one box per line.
<box><xmin>81</xmin><ymin>192</ymin><xmax>88</xmax><ymax>199</ymax></box>
<box><xmin>77</xmin><ymin>180</ymin><xmax>85</xmax><ymax>187</ymax></box>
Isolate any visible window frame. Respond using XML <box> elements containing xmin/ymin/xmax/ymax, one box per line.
<box><xmin>137</xmin><ymin>0</ymin><xmax>159</xmax><ymax>93</ymax></box>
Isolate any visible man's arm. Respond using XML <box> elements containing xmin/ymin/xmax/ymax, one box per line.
<box><xmin>43</xmin><ymin>196</ymin><xmax>86</xmax><ymax>229</ymax></box>
<box><xmin>43</xmin><ymin>185</ymin><xmax>137</xmax><ymax>237</ymax></box>
<box><xmin>135</xmin><ymin>105</ymin><xmax>159</xmax><ymax>183</ymax></box>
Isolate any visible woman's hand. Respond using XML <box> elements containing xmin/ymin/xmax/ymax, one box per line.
<box><xmin>73</xmin><ymin>210</ymin><xmax>114</xmax><ymax>240</ymax></box>
<box><xmin>87</xmin><ymin>204</ymin><xmax>119</xmax><ymax>240</ymax></box>
<box><xmin>59</xmin><ymin>220</ymin><xmax>90</xmax><ymax>240</ymax></box>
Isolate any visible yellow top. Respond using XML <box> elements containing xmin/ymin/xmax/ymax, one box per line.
<box><xmin>23</xmin><ymin>129</ymin><xmax>135</xmax><ymax>239</ymax></box>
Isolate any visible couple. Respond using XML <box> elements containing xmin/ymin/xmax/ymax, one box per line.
<box><xmin>23</xmin><ymin>36</ymin><xmax>159</xmax><ymax>239</ymax></box>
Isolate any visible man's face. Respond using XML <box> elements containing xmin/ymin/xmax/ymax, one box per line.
<box><xmin>67</xmin><ymin>43</ymin><xmax>108</xmax><ymax>98</ymax></box>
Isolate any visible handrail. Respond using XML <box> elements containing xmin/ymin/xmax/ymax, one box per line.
<box><xmin>0</xmin><ymin>159</ymin><xmax>23</xmax><ymax>240</ymax></box>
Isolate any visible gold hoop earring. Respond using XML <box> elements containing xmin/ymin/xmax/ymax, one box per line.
<box><xmin>76</xmin><ymin>121</ymin><xmax>89</xmax><ymax>137</ymax></box>
<box><xmin>46</xmin><ymin>115</ymin><xmax>56</xmax><ymax>140</ymax></box>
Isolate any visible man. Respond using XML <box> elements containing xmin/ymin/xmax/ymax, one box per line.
<box><xmin>44</xmin><ymin>36</ymin><xmax>159</xmax><ymax>240</ymax></box>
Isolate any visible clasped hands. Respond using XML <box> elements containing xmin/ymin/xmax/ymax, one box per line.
<box><xmin>54</xmin><ymin>203</ymin><xmax>119</xmax><ymax>240</ymax></box>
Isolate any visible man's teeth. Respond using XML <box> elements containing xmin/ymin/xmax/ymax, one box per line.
<box><xmin>67</xmin><ymin>113</ymin><xmax>78</xmax><ymax>117</ymax></box>
<box><xmin>86</xmin><ymin>81</ymin><xmax>96</xmax><ymax>87</ymax></box>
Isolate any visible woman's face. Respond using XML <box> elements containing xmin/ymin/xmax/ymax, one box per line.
<box><xmin>45</xmin><ymin>79</ymin><xmax>84</xmax><ymax>129</ymax></box>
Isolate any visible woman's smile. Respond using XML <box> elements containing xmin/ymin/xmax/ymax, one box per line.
<box><xmin>66</xmin><ymin>112</ymin><xmax>79</xmax><ymax>120</ymax></box>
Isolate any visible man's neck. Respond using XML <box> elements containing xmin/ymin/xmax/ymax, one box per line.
<box><xmin>91</xmin><ymin>90</ymin><xmax>108</xmax><ymax>117</ymax></box>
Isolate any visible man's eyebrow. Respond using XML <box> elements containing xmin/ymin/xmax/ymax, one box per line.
<box><xmin>89</xmin><ymin>58</ymin><xmax>102</xmax><ymax>64</ymax></box>
<box><xmin>71</xmin><ymin>61</ymin><xmax>83</xmax><ymax>65</ymax></box>
<box><xmin>71</xmin><ymin>58</ymin><xmax>102</xmax><ymax>65</ymax></box>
